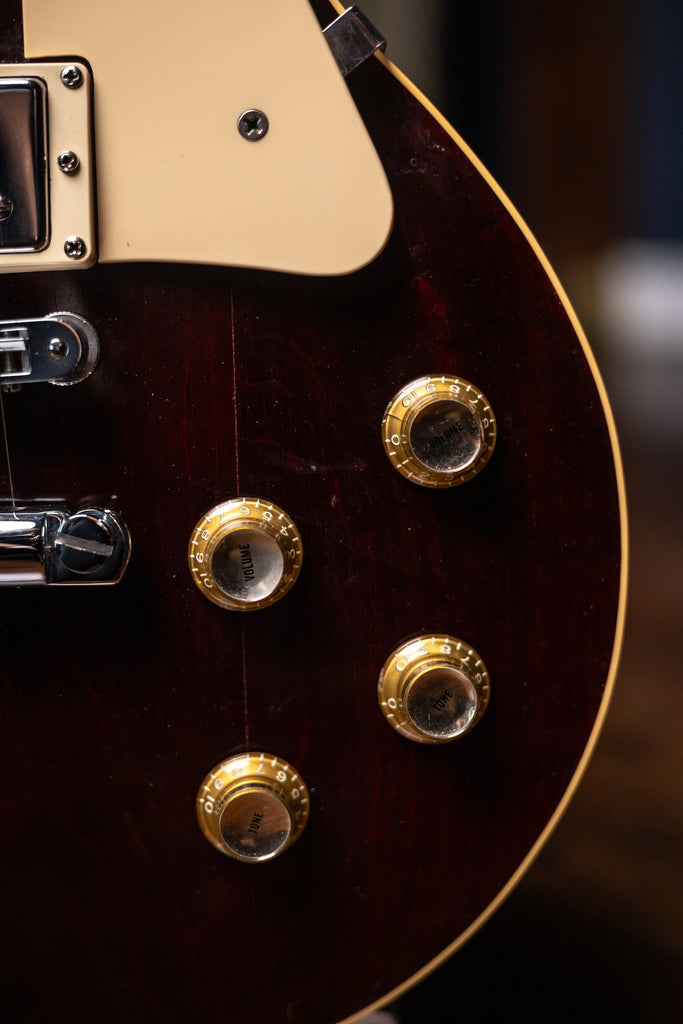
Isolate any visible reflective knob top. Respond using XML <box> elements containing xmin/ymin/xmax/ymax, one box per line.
<box><xmin>382</xmin><ymin>375</ymin><xmax>497</xmax><ymax>487</ymax></box>
<box><xmin>188</xmin><ymin>497</ymin><xmax>303</xmax><ymax>611</ymax></box>
<box><xmin>378</xmin><ymin>635</ymin><xmax>491</xmax><ymax>744</ymax></box>
<box><xmin>196</xmin><ymin>753</ymin><xmax>309</xmax><ymax>863</ymax></box>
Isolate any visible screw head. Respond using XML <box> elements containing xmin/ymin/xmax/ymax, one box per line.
<box><xmin>48</xmin><ymin>338</ymin><xmax>68</xmax><ymax>359</ymax></box>
<box><xmin>57</xmin><ymin>150</ymin><xmax>80</xmax><ymax>175</ymax></box>
<box><xmin>56</xmin><ymin>513</ymin><xmax>114</xmax><ymax>574</ymax></box>
<box><xmin>0</xmin><ymin>194</ymin><xmax>13</xmax><ymax>221</ymax></box>
<box><xmin>60</xmin><ymin>65</ymin><xmax>83</xmax><ymax>89</ymax></box>
<box><xmin>238</xmin><ymin>109</ymin><xmax>269</xmax><ymax>141</ymax></box>
<box><xmin>64</xmin><ymin>236</ymin><xmax>87</xmax><ymax>260</ymax></box>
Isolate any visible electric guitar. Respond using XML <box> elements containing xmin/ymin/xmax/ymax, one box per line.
<box><xmin>0</xmin><ymin>2</ymin><xmax>626</xmax><ymax>1021</ymax></box>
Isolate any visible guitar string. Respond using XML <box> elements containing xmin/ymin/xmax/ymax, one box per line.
<box><xmin>0</xmin><ymin>388</ymin><xmax>17</xmax><ymax>515</ymax></box>
<box><xmin>230</xmin><ymin>281</ymin><xmax>250</xmax><ymax>748</ymax></box>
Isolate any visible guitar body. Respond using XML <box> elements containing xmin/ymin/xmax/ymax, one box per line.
<box><xmin>1</xmin><ymin>2</ymin><xmax>625</xmax><ymax>1021</ymax></box>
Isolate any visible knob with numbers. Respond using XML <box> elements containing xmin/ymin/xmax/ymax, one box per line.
<box><xmin>188</xmin><ymin>497</ymin><xmax>303</xmax><ymax>611</ymax></box>
<box><xmin>196</xmin><ymin>753</ymin><xmax>310</xmax><ymax>863</ymax></box>
<box><xmin>378</xmin><ymin>634</ymin><xmax>491</xmax><ymax>744</ymax></box>
<box><xmin>382</xmin><ymin>375</ymin><xmax>497</xmax><ymax>487</ymax></box>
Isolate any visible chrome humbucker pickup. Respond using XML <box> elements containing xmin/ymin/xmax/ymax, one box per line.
<box><xmin>0</xmin><ymin>63</ymin><xmax>95</xmax><ymax>273</ymax></box>
<box><xmin>0</xmin><ymin>77</ymin><xmax>48</xmax><ymax>251</ymax></box>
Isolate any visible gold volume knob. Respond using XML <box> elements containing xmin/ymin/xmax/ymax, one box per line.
<box><xmin>382</xmin><ymin>375</ymin><xmax>497</xmax><ymax>487</ymax></box>
<box><xmin>188</xmin><ymin>498</ymin><xmax>303</xmax><ymax>611</ymax></box>
<box><xmin>378</xmin><ymin>635</ymin><xmax>491</xmax><ymax>744</ymax></box>
<box><xmin>196</xmin><ymin>753</ymin><xmax>309</xmax><ymax>863</ymax></box>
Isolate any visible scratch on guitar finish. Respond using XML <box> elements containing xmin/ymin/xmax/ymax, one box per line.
<box><xmin>0</xmin><ymin>389</ymin><xmax>16</xmax><ymax>514</ymax></box>
<box><xmin>227</xmin><ymin>280</ymin><xmax>251</xmax><ymax>749</ymax></box>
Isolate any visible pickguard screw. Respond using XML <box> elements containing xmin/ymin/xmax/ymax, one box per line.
<box><xmin>64</xmin><ymin>236</ymin><xmax>87</xmax><ymax>260</ymax></box>
<box><xmin>57</xmin><ymin>150</ymin><xmax>80</xmax><ymax>174</ymax></box>
<box><xmin>60</xmin><ymin>65</ymin><xmax>83</xmax><ymax>89</ymax></box>
<box><xmin>238</xmin><ymin>109</ymin><xmax>269</xmax><ymax>141</ymax></box>
<box><xmin>0</xmin><ymin>194</ymin><xmax>13</xmax><ymax>221</ymax></box>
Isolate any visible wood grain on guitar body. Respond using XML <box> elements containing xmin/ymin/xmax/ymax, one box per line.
<box><xmin>0</xmin><ymin>1</ymin><xmax>626</xmax><ymax>1022</ymax></box>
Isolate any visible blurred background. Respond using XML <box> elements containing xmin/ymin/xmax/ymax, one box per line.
<box><xmin>352</xmin><ymin>1</ymin><xmax>682</xmax><ymax>1020</ymax></box>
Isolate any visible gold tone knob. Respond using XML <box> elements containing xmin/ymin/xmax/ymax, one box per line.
<box><xmin>196</xmin><ymin>753</ymin><xmax>309</xmax><ymax>863</ymax></box>
<box><xmin>378</xmin><ymin>635</ymin><xmax>490</xmax><ymax>744</ymax></box>
<box><xmin>382</xmin><ymin>375</ymin><xmax>497</xmax><ymax>487</ymax></box>
<box><xmin>188</xmin><ymin>498</ymin><xmax>303</xmax><ymax>611</ymax></box>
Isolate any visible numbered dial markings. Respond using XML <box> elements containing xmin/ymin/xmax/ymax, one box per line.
<box><xmin>378</xmin><ymin>634</ymin><xmax>491</xmax><ymax>744</ymax></box>
<box><xmin>188</xmin><ymin>498</ymin><xmax>303</xmax><ymax>611</ymax></box>
<box><xmin>382</xmin><ymin>375</ymin><xmax>497</xmax><ymax>487</ymax></box>
<box><xmin>196</xmin><ymin>753</ymin><xmax>310</xmax><ymax>863</ymax></box>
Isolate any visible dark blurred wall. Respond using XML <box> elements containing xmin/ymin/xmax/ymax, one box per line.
<box><xmin>365</xmin><ymin>0</ymin><xmax>682</xmax><ymax>271</ymax></box>
<box><xmin>625</xmin><ymin>0</ymin><xmax>682</xmax><ymax>240</ymax></box>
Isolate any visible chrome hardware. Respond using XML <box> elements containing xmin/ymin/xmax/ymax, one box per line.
<box><xmin>48</xmin><ymin>337</ymin><xmax>67</xmax><ymax>358</ymax></box>
<box><xmin>0</xmin><ymin>78</ymin><xmax>48</xmax><ymax>252</ymax></box>
<box><xmin>64</xmin><ymin>236</ymin><xmax>87</xmax><ymax>260</ymax></box>
<box><xmin>237</xmin><ymin>109</ymin><xmax>269</xmax><ymax>142</ymax></box>
<box><xmin>323</xmin><ymin>5</ymin><xmax>386</xmax><ymax>78</ymax></box>
<box><xmin>0</xmin><ymin>507</ymin><xmax>131</xmax><ymax>585</ymax></box>
<box><xmin>60</xmin><ymin>64</ymin><xmax>83</xmax><ymax>89</ymax></box>
<box><xmin>0</xmin><ymin>63</ymin><xmax>95</xmax><ymax>273</ymax></box>
<box><xmin>0</xmin><ymin>313</ymin><xmax>99</xmax><ymax>387</ymax></box>
<box><xmin>57</xmin><ymin>150</ymin><xmax>80</xmax><ymax>174</ymax></box>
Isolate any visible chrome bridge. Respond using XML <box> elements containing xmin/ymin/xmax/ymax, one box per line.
<box><xmin>0</xmin><ymin>507</ymin><xmax>130</xmax><ymax>585</ymax></box>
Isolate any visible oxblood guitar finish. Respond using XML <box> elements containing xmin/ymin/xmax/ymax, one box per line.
<box><xmin>0</xmin><ymin>1</ymin><xmax>624</xmax><ymax>1022</ymax></box>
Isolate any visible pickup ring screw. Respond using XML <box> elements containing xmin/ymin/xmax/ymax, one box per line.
<box><xmin>0</xmin><ymin>194</ymin><xmax>13</xmax><ymax>221</ymax></box>
<box><xmin>64</xmin><ymin>236</ymin><xmax>87</xmax><ymax>260</ymax></box>
<box><xmin>238</xmin><ymin>109</ymin><xmax>269</xmax><ymax>141</ymax></box>
<box><xmin>57</xmin><ymin>150</ymin><xmax>80</xmax><ymax>174</ymax></box>
<box><xmin>60</xmin><ymin>65</ymin><xmax>83</xmax><ymax>89</ymax></box>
